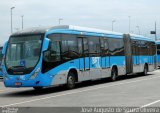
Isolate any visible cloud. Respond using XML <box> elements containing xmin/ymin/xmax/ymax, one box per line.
<box><xmin>0</xmin><ymin>0</ymin><xmax>160</xmax><ymax>44</ymax></box>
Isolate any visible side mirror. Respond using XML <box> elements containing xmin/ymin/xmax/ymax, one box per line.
<box><xmin>2</xmin><ymin>41</ymin><xmax>8</xmax><ymax>55</ymax></box>
<box><xmin>42</xmin><ymin>38</ymin><xmax>50</xmax><ymax>52</ymax></box>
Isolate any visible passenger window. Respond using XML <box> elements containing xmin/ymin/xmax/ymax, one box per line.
<box><xmin>88</xmin><ymin>37</ymin><xmax>100</xmax><ymax>56</ymax></box>
<box><xmin>100</xmin><ymin>38</ymin><xmax>108</xmax><ymax>56</ymax></box>
<box><xmin>43</xmin><ymin>41</ymin><xmax>61</xmax><ymax>62</ymax></box>
<box><xmin>61</xmin><ymin>34</ymin><xmax>79</xmax><ymax>60</ymax></box>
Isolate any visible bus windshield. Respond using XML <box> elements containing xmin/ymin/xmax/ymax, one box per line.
<box><xmin>5</xmin><ymin>35</ymin><xmax>42</xmax><ymax>74</ymax></box>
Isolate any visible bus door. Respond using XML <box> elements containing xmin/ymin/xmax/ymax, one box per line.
<box><xmin>123</xmin><ymin>34</ymin><xmax>133</xmax><ymax>74</ymax></box>
<box><xmin>133</xmin><ymin>41</ymin><xmax>141</xmax><ymax>74</ymax></box>
<box><xmin>136</xmin><ymin>41</ymin><xmax>140</xmax><ymax>65</ymax></box>
<box><xmin>100</xmin><ymin>38</ymin><xmax>109</xmax><ymax>68</ymax></box>
<box><xmin>153</xmin><ymin>44</ymin><xmax>157</xmax><ymax>69</ymax></box>
<box><xmin>149</xmin><ymin>43</ymin><xmax>154</xmax><ymax>65</ymax></box>
<box><xmin>132</xmin><ymin>41</ymin><xmax>139</xmax><ymax>66</ymax></box>
<box><xmin>78</xmin><ymin>37</ymin><xmax>90</xmax><ymax>80</ymax></box>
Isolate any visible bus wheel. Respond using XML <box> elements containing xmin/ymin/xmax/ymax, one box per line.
<box><xmin>66</xmin><ymin>72</ymin><xmax>76</xmax><ymax>89</ymax></box>
<box><xmin>142</xmin><ymin>65</ymin><xmax>148</xmax><ymax>76</ymax></box>
<box><xmin>110</xmin><ymin>67</ymin><xmax>117</xmax><ymax>81</ymax></box>
<box><xmin>33</xmin><ymin>87</ymin><xmax>43</xmax><ymax>90</ymax></box>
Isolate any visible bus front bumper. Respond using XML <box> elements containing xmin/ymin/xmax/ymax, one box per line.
<box><xmin>3</xmin><ymin>75</ymin><xmax>52</xmax><ymax>87</ymax></box>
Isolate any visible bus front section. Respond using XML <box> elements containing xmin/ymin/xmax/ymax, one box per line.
<box><xmin>3</xmin><ymin>34</ymin><xmax>51</xmax><ymax>88</ymax></box>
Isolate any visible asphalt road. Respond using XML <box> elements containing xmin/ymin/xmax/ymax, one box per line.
<box><xmin>0</xmin><ymin>70</ymin><xmax>160</xmax><ymax>113</ymax></box>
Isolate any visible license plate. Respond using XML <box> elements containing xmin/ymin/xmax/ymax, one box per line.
<box><xmin>15</xmin><ymin>82</ymin><xmax>22</xmax><ymax>86</ymax></box>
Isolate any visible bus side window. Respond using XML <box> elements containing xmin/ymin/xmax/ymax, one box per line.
<box><xmin>77</xmin><ymin>38</ymin><xmax>83</xmax><ymax>56</ymax></box>
<box><xmin>50</xmin><ymin>41</ymin><xmax>61</xmax><ymax>61</ymax></box>
<box><xmin>100</xmin><ymin>38</ymin><xmax>108</xmax><ymax>56</ymax></box>
<box><xmin>88</xmin><ymin>37</ymin><xmax>100</xmax><ymax>56</ymax></box>
<box><xmin>108</xmin><ymin>38</ymin><xmax>124</xmax><ymax>56</ymax></box>
<box><xmin>44</xmin><ymin>34</ymin><xmax>61</xmax><ymax>62</ymax></box>
<box><xmin>61</xmin><ymin>34</ymin><xmax>79</xmax><ymax>60</ymax></box>
<box><xmin>43</xmin><ymin>41</ymin><xmax>61</xmax><ymax>62</ymax></box>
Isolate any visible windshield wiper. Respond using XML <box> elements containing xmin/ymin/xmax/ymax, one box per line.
<box><xmin>12</xmin><ymin>66</ymin><xmax>25</xmax><ymax>68</ymax></box>
<box><xmin>8</xmin><ymin>66</ymin><xmax>25</xmax><ymax>70</ymax></box>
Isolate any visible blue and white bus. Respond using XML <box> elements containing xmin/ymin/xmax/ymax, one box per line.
<box><xmin>2</xmin><ymin>25</ymin><xmax>156</xmax><ymax>90</ymax></box>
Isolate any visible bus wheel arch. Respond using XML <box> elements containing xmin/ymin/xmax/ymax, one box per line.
<box><xmin>66</xmin><ymin>68</ymin><xmax>78</xmax><ymax>89</ymax></box>
<box><xmin>143</xmin><ymin>63</ymin><xmax>148</xmax><ymax>76</ymax></box>
<box><xmin>68</xmin><ymin>69</ymin><xmax>78</xmax><ymax>82</ymax></box>
<box><xmin>110</xmin><ymin>65</ymin><xmax>118</xmax><ymax>81</ymax></box>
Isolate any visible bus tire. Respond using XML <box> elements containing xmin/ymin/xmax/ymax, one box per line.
<box><xmin>142</xmin><ymin>65</ymin><xmax>148</xmax><ymax>76</ymax></box>
<box><xmin>110</xmin><ymin>67</ymin><xmax>117</xmax><ymax>81</ymax></box>
<box><xmin>66</xmin><ymin>72</ymin><xmax>76</xmax><ymax>89</ymax></box>
<box><xmin>33</xmin><ymin>87</ymin><xmax>43</xmax><ymax>90</ymax></box>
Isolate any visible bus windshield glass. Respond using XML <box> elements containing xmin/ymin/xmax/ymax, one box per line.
<box><xmin>5</xmin><ymin>35</ymin><xmax>42</xmax><ymax>74</ymax></box>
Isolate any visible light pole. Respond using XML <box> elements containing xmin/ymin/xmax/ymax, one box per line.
<box><xmin>150</xmin><ymin>22</ymin><xmax>157</xmax><ymax>41</ymax></box>
<box><xmin>136</xmin><ymin>26</ymin><xmax>140</xmax><ymax>35</ymax></box>
<box><xmin>59</xmin><ymin>18</ymin><xmax>63</xmax><ymax>25</ymax></box>
<box><xmin>128</xmin><ymin>16</ymin><xmax>131</xmax><ymax>33</ymax></box>
<box><xmin>155</xmin><ymin>21</ymin><xmax>157</xmax><ymax>41</ymax></box>
<box><xmin>11</xmin><ymin>7</ymin><xmax>15</xmax><ymax>34</ymax></box>
<box><xmin>112</xmin><ymin>20</ymin><xmax>116</xmax><ymax>31</ymax></box>
<box><xmin>21</xmin><ymin>15</ymin><xmax>24</xmax><ymax>30</ymax></box>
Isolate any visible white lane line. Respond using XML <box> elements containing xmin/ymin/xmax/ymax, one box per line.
<box><xmin>126</xmin><ymin>99</ymin><xmax>160</xmax><ymax>113</ymax></box>
<box><xmin>1</xmin><ymin>75</ymin><xmax>160</xmax><ymax>108</ymax></box>
<box><xmin>141</xmin><ymin>99</ymin><xmax>160</xmax><ymax>108</ymax></box>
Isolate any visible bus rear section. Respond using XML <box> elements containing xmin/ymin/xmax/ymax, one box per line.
<box><xmin>123</xmin><ymin>34</ymin><xmax>156</xmax><ymax>75</ymax></box>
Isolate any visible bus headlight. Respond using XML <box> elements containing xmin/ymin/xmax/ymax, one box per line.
<box><xmin>30</xmin><ymin>68</ymin><xmax>40</xmax><ymax>79</ymax></box>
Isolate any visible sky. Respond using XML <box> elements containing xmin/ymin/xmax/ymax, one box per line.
<box><xmin>0</xmin><ymin>0</ymin><xmax>160</xmax><ymax>45</ymax></box>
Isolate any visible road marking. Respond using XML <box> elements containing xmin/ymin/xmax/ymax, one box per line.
<box><xmin>1</xmin><ymin>75</ymin><xmax>160</xmax><ymax>107</ymax></box>
<box><xmin>141</xmin><ymin>99</ymin><xmax>160</xmax><ymax>108</ymax></box>
<box><xmin>125</xmin><ymin>99</ymin><xmax>160</xmax><ymax>113</ymax></box>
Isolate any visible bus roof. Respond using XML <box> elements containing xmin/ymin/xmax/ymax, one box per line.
<box><xmin>11</xmin><ymin>25</ymin><xmax>154</xmax><ymax>42</ymax></box>
<box><xmin>11</xmin><ymin>25</ymin><xmax>123</xmax><ymax>37</ymax></box>
<box><xmin>11</xmin><ymin>26</ymin><xmax>51</xmax><ymax>36</ymax></box>
<box><xmin>52</xmin><ymin>25</ymin><xmax>123</xmax><ymax>35</ymax></box>
<box><xmin>130</xmin><ymin>34</ymin><xmax>154</xmax><ymax>42</ymax></box>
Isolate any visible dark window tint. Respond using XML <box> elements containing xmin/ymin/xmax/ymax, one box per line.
<box><xmin>88</xmin><ymin>37</ymin><xmax>100</xmax><ymax>56</ymax></box>
<box><xmin>132</xmin><ymin>40</ymin><xmax>137</xmax><ymax>55</ymax></box>
<box><xmin>83</xmin><ymin>38</ymin><xmax>89</xmax><ymax>56</ymax></box>
<box><xmin>44</xmin><ymin>34</ymin><xmax>61</xmax><ymax>63</ymax></box>
<box><xmin>157</xmin><ymin>44</ymin><xmax>160</xmax><ymax>54</ymax></box>
<box><xmin>61</xmin><ymin>34</ymin><xmax>79</xmax><ymax>60</ymax></box>
<box><xmin>108</xmin><ymin>38</ymin><xmax>124</xmax><ymax>56</ymax></box>
<box><xmin>100</xmin><ymin>38</ymin><xmax>109</xmax><ymax>56</ymax></box>
<box><xmin>139</xmin><ymin>41</ymin><xmax>148</xmax><ymax>55</ymax></box>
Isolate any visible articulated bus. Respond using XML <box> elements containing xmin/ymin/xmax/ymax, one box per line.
<box><xmin>0</xmin><ymin>47</ymin><xmax>3</xmax><ymax>77</ymax></box>
<box><xmin>2</xmin><ymin>25</ymin><xmax>156</xmax><ymax>90</ymax></box>
<box><xmin>156</xmin><ymin>41</ymin><xmax>160</xmax><ymax>67</ymax></box>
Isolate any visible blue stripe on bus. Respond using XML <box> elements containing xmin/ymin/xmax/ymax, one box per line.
<box><xmin>132</xmin><ymin>55</ymin><xmax>156</xmax><ymax>65</ymax></box>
